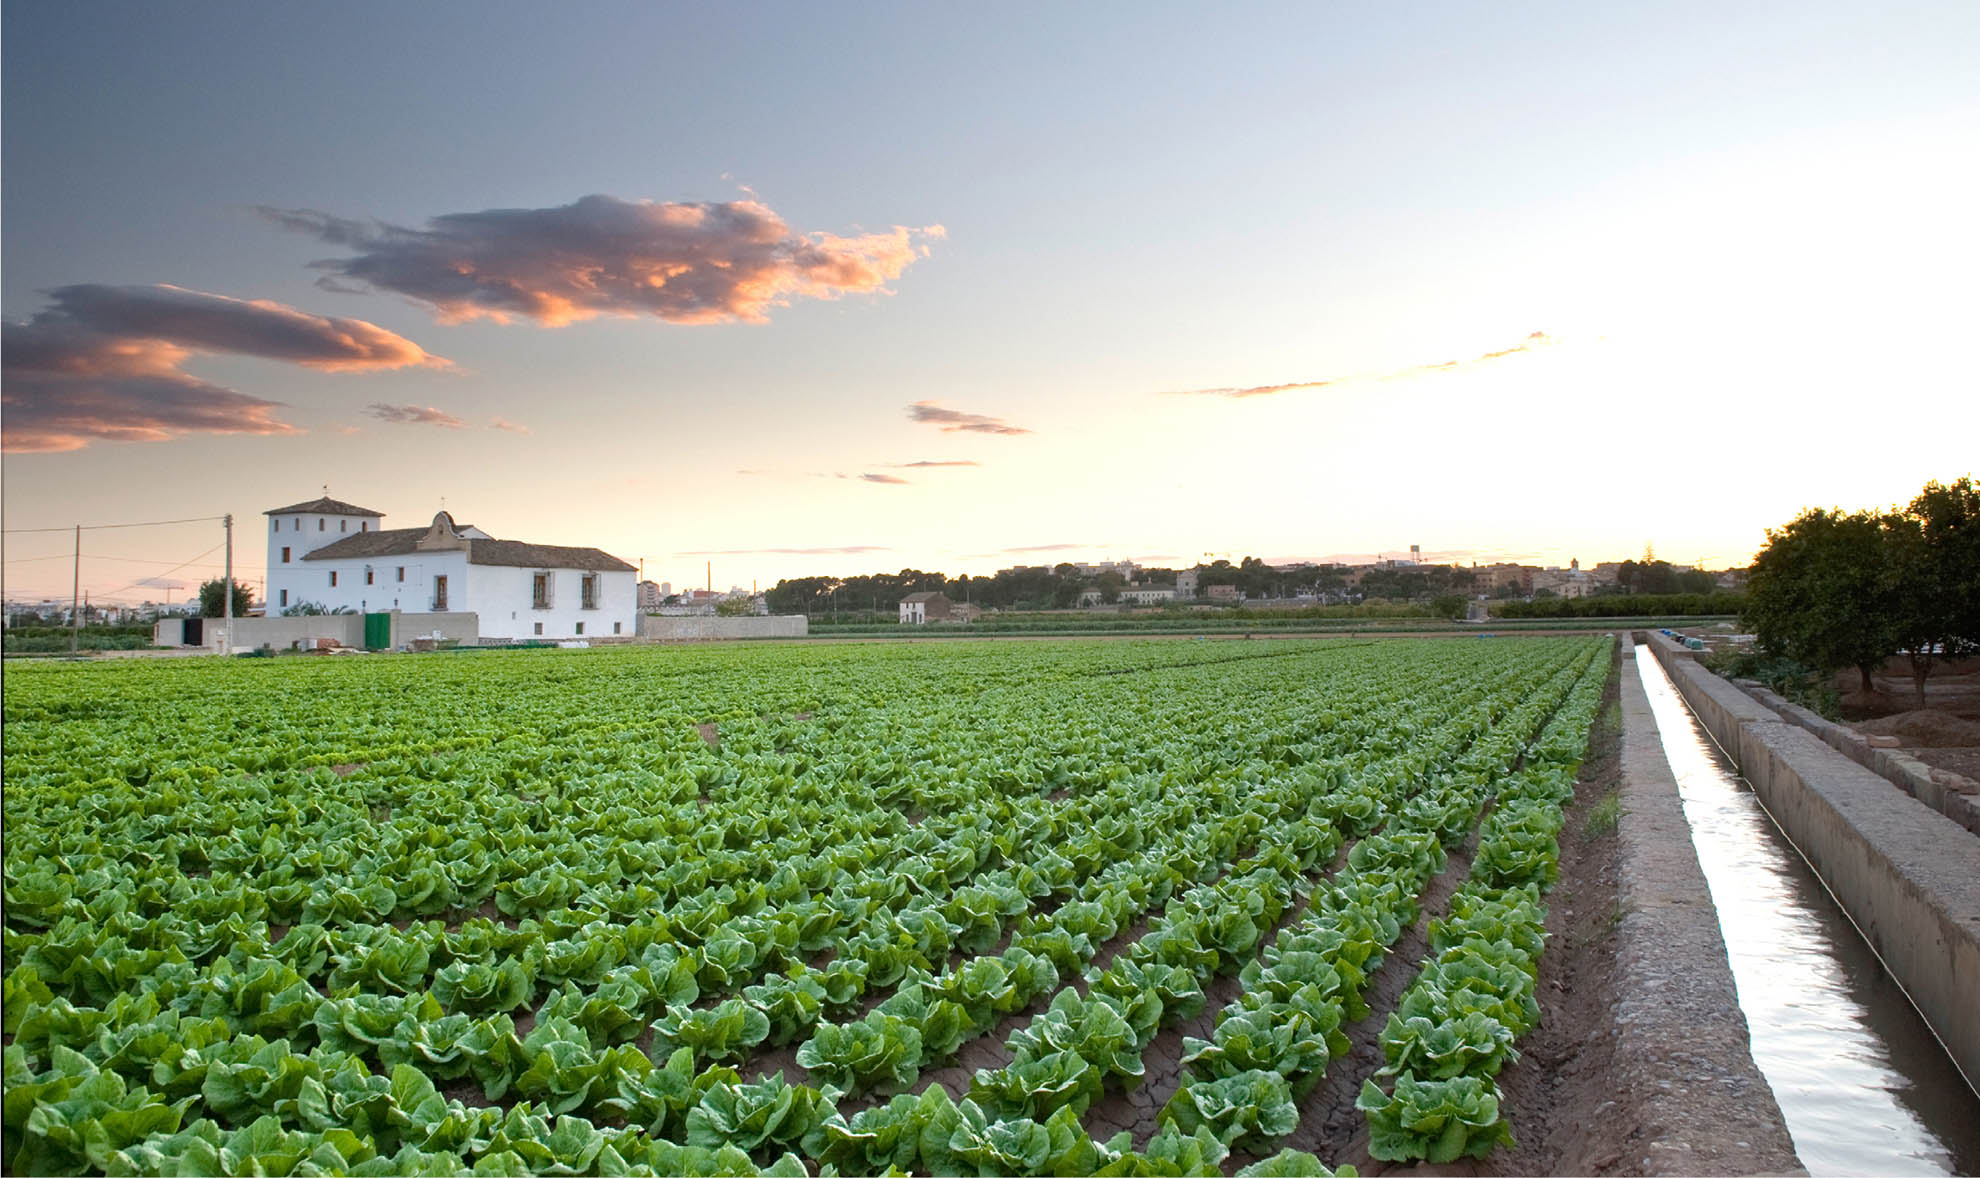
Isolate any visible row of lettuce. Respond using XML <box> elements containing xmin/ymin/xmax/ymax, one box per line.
<box><xmin>3</xmin><ymin>637</ymin><xmax>1609</xmax><ymax>1174</ymax></box>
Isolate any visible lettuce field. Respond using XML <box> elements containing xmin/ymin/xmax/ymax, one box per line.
<box><xmin>3</xmin><ymin>636</ymin><xmax>1612</xmax><ymax>1176</ymax></box>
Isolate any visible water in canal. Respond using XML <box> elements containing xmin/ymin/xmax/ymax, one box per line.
<box><xmin>1634</xmin><ymin>646</ymin><xmax>1980</xmax><ymax>1176</ymax></box>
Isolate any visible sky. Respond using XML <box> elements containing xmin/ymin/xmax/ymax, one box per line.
<box><xmin>5</xmin><ymin>1</ymin><xmax>1977</xmax><ymax>604</ymax></box>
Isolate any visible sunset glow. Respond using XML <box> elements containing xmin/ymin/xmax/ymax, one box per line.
<box><xmin>5</xmin><ymin>3</ymin><xmax>1976</xmax><ymax>603</ymax></box>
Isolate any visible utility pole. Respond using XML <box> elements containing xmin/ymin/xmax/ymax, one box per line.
<box><xmin>70</xmin><ymin>524</ymin><xmax>81</xmax><ymax>655</ymax></box>
<box><xmin>223</xmin><ymin>513</ymin><xmax>234</xmax><ymax>652</ymax></box>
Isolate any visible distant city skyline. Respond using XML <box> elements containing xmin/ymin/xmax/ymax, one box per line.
<box><xmin>6</xmin><ymin>3</ymin><xmax>1976</xmax><ymax>603</ymax></box>
<box><xmin>0</xmin><ymin>517</ymin><xmax>1764</xmax><ymax>609</ymax></box>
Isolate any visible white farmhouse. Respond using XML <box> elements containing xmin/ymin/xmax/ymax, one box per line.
<box><xmin>263</xmin><ymin>496</ymin><xmax>637</xmax><ymax>641</ymax></box>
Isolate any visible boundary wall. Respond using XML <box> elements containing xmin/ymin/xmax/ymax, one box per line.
<box><xmin>156</xmin><ymin>612</ymin><xmax>482</xmax><ymax>652</ymax></box>
<box><xmin>1729</xmin><ymin>679</ymin><xmax>1979</xmax><ymax>835</ymax></box>
<box><xmin>638</xmin><ymin>615</ymin><xmax>807</xmax><ymax>641</ymax></box>
<box><xmin>1640</xmin><ymin>631</ymin><xmax>1980</xmax><ymax>1093</ymax></box>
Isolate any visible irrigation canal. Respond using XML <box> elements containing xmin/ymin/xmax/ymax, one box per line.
<box><xmin>1634</xmin><ymin>648</ymin><xmax>1980</xmax><ymax>1175</ymax></box>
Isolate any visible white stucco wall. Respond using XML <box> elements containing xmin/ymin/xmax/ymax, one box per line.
<box><xmin>472</xmin><ymin>565</ymin><xmax>636</xmax><ymax>641</ymax></box>
<box><xmin>265</xmin><ymin>511</ymin><xmax>382</xmax><ymax>606</ymax></box>
<box><xmin>272</xmin><ymin>551</ymin><xmax>466</xmax><ymax>616</ymax></box>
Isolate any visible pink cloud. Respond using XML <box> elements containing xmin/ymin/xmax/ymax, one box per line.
<box><xmin>262</xmin><ymin>195</ymin><xmax>943</xmax><ymax>327</ymax></box>
<box><xmin>3</xmin><ymin>284</ymin><xmax>444</xmax><ymax>453</ymax></box>
<box><xmin>906</xmin><ymin>401</ymin><xmax>1031</xmax><ymax>435</ymax></box>
<box><xmin>364</xmin><ymin>403</ymin><xmax>466</xmax><ymax>428</ymax></box>
<box><xmin>1166</xmin><ymin>331</ymin><xmax>1558</xmax><ymax>398</ymax></box>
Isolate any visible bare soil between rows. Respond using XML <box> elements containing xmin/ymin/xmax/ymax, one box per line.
<box><xmin>1295</xmin><ymin>656</ymin><xmax>1635</xmax><ymax>1176</ymax></box>
<box><xmin>726</xmin><ymin>659</ymin><xmax>1650</xmax><ymax>1175</ymax></box>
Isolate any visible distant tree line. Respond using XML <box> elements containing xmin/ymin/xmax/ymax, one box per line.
<box><xmin>768</xmin><ymin>558</ymin><xmax>1389</xmax><ymax>617</ymax></box>
<box><xmin>1494</xmin><ymin>592</ymin><xmax>1743</xmax><ymax>619</ymax></box>
<box><xmin>1611</xmin><ymin>560</ymin><xmax>1720</xmax><ymax>596</ymax></box>
<box><xmin>1744</xmin><ymin>476</ymin><xmax>1978</xmax><ymax>704</ymax></box>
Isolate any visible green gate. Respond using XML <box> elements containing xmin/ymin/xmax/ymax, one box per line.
<box><xmin>363</xmin><ymin>612</ymin><xmax>391</xmax><ymax>651</ymax></box>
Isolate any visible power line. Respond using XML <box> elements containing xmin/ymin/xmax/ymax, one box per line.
<box><xmin>94</xmin><ymin>544</ymin><xmax>227</xmax><ymax>604</ymax></box>
<box><xmin>3</xmin><ymin>552</ymin><xmax>230</xmax><ymax>567</ymax></box>
<box><xmin>2</xmin><ymin>514</ymin><xmax>226</xmax><ymax>535</ymax></box>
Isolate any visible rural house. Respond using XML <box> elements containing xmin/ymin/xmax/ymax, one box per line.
<box><xmin>898</xmin><ymin>590</ymin><xmax>952</xmax><ymax>623</ymax></box>
<box><xmin>263</xmin><ymin>497</ymin><xmax>637</xmax><ymax>641</ymax></box>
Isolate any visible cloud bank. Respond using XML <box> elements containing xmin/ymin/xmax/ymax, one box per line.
<box><xmin>3</xmin><ymin>284</ymin><xmax>443</xmax><ymax>452</ymax></box>
<box><xmin>740</xmin><ymin>468</ymin><xmax>925</xmax><ymax>485</ymax></box>
<box><xmin>906</xmin><ymin>401</ymin><xmax>1031</xmax><ymax>435</ymax></box>
<box><xmin>364</xmin><ymin>403</ymin><xmax>466</xmax><ymax>428</ymax></box>
<box><xmin>262</xmin><ymin>195</ymin><xmax>943</xmax><ymax>327</ymax></box>
<box><xmin>1167</xmin><ymin>331</ymin><xmax>1557</xmax><ymax>398</ymax></box>
<box><xmin>887</xmin><ymin>459</ymin><xmax>980</xmax><ymax>468</ymax></box>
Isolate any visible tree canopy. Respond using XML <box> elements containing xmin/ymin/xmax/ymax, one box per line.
<box><xmin>197</xmin><ymin>578</ymin><xmax>253</xmax><ymax>618</ymax></box>
<box><xmin>1744</xmin><ymin>476</ymin><xmax>1977</xmax><ymax>702</ymax></box>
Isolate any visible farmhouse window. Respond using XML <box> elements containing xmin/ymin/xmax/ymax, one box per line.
<box><xmin>580</xmin><ymin>574</ymin><xmax>599</xmax><ymax>609</ymax></box>
<box><xmin>534</xmin><ymin>622</ymin><xmax>543</xmax><ymax>636</ymax></box>
<box><xmin>575</xmin><ymin>622</ymin><xmax>585</xmax><ymax>635</ymax></box>
<box><xmin>340</xmin><ymin>520</ymin><xmax>348</xmax><ymax>532</ymax></box>
<box><xmin>396</xmin><ymin>566</ymin><xmax>404</xmax><ymax>582</ymax></box>
<box><xmin>280</xmin><ymin>590</ymin><xmax>288</xmax><ymax>607</ymax></box>
<box><xmin>329</xmin><ymin>571</ymin><xmax>338</xmax><ymax>587</ymax></box>
<box><xmin>319</xmin><ymin>519</ymin><xmax>325</xmax><ymax>531</ymax></box>
<box><xmin>613</xmin><ymin>621</ymin><xmax>622</xmax><ymax>634</ymax></box>
<box><xmin>281</xmin><ymin>547</ymin><xmax>291</xmax><ymax>564</ymax></box>
<box><xmin>533</xmin><ymin>572</ymin><xmax>552</xmax><ymax>609</ymax></box>
<box><xmin>365</xmin><ymin>568</ymin><xmax>374</xmax><ymax>585</ymax></box>
<box><xmin>433</xmin><ymin>575</ymin><xmax>448</xmax><ymax>610</ymax></box>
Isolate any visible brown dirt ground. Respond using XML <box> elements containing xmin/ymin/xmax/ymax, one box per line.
<box><xmin>1849</xmin><ymin>708</ymin><xmax>1980</xmax><ymax>748</ymax></box>
<box><xmin>1845</xmin><ymin>669</ymin><xmax>1980</xmax><ymax>786</ymax></box>
<box><xmin>1836</xmin><ymin>658</ymin><xmax>1980</xmax><ymax>722</ymax></box>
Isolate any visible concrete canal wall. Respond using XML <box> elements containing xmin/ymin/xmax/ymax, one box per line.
<box><xmin>1640</xmin><ymin>632</ymin><xmax>1980</xmax><ymax>1092</ymax></box>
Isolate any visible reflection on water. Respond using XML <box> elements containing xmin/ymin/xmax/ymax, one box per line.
<box><xmin>1634</xmin><ymin>649</ymin><xmax>1980</xmax><ymax>1177</ymax></box>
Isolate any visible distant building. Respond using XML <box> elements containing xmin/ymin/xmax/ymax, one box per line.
<box><xmin>264</xmin><ymin>496</ymin><xmax>636</xmax><ymax>641</ymax></box>
<box><xmin>899</xmin><ymin>591</ymin><xmax>952</xmax><ymax>623</ymax></box>
<box><xmin>1477</xmin><ymin>563</ymin><xmax>1535</xmax><ymax>594</ymax></box>
<box><xmin>660</xmin><ymin>589</ymin><xmax>725</xmax><ymax>615</ymax></box>
<box><xmin>1119</xmin><ymin>584</ymin><xmax>1176</xmax><ymax>605</ymax></box>
<box><xmin>1071</xmin><ymin>560</ymin><xmax>1140</xmax><ymax>578</ymax></box>
<box><xmin>638</xmin><ymin>580</ymin><xmax>664</xmax><ymax>611</ymax></box>
<box><xmin>1175</xmin><ymin>569</ymin><xmax>1200</xmax><ymax>599</ymax></box>
<box><xmin>1206</xmin><ymin>584</ymin><xmax>1241</xmax><ymax>603</ymax></box>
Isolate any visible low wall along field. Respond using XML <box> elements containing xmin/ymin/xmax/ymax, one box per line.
<box><xmin>639</xmin><ymin>614</ymin><xmax>808</xmax><ymax>641</ymax></box>
<box><xmin>6</xmin><ymin>637</ymin><xmax>1614</xmax><ymax>1175</ymax></box>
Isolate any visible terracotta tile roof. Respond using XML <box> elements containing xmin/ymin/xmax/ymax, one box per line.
<box><xmin>301</xmin><ymin>529</ymin><xmax>633</xmax><ymax>571</ymax></box>
<box><xmin>264</xmin><ymin>496</ymin><xmax>386</xmax><ymax>517</ymax></box>
<box><xmin>300</xmin><ymin>528</ymin><xmax>426</xmax><ymax>559</ymax></box>
<box><xmin>465</xmin><ymin>540</ymin><xmax>635</xmax><ymax>573</ymax></box>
